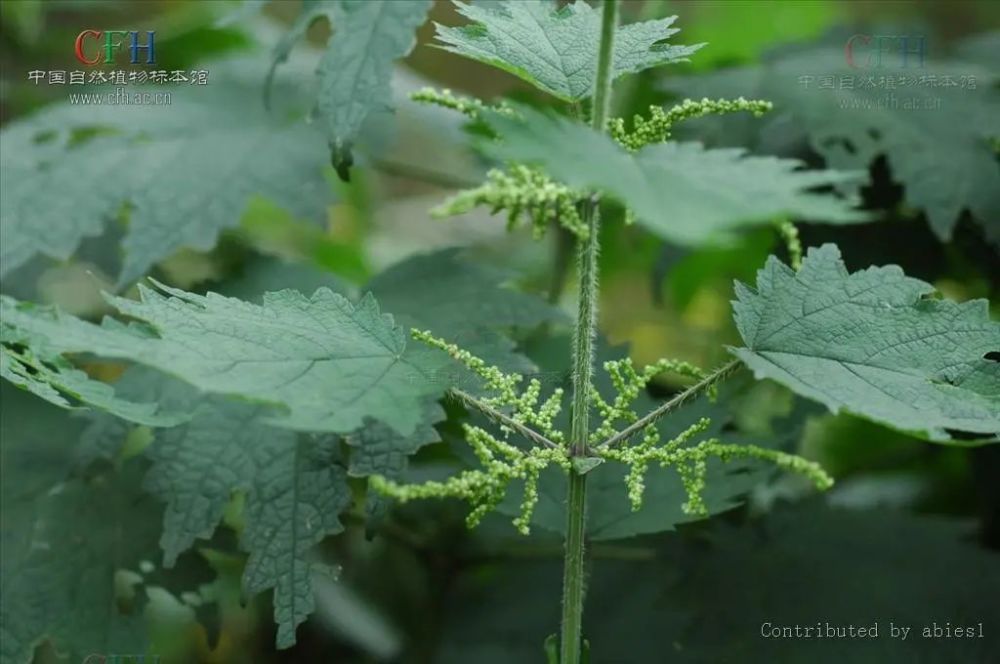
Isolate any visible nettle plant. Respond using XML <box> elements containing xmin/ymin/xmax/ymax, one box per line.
<box><xmin>1</xmin><ymin>1</ymin><xmax>998</xmax><ymax>663</ymax></box>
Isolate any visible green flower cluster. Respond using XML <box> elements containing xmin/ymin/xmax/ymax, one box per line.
<box><xmin>776</xmin><ymin>219</ymin><xmax>803</xmax><ymax>271</ymax></box>
<box><xmin>411</xmin><ymin>329</ymin><xmax>566</xmax><ymax>444</ymax></box>
<box><xmin>411</xmin><ymin>87</ymin><xmax>516</xmax><ymax>121</ymax></box>
<box><xmin>601</xmin><ymin>420</ymin><xmax>833</xmax><ymax>515</ymax></box>
<box><xmin>413</xmin><ymin>87</ymin><xmax>587</xmax><ymax>240</ymax></box>
<box><xmin>370</xmin><ymin>426</ymin><xmax>570</xmax><ymax>534</ymax></box>
<box><xmin>431</xmin><ymin>165</ymin><xmax>588</xmax><ymax>239</ymax></box>
<box><xmin>610</xmin><ymin>97</ymin><xmax>773</xmax><ymax>152</ymax></box>
<box><xmin>370</xmin><ymin>332</ymin><xmax>833</xmax><ymax>536</ymax></box>
<box><xmin>583</xmin><ymin>356</ymin><xmax>830</xmax><ymax>515</ymax></box>
<box><xmin>591</xmin><ymin>356</ymin><xmax>710</xmax><ymax>441</ymax></box>
<box><xmin>371</xmin><ymin>329</ymin><xmax>571</xmax><ymax>535</ymax></box>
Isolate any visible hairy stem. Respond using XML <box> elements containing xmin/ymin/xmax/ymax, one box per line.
<box><xmin>595</xmin><ymin>360</ymin><xmax>741</xmax><ymax>450</ymax></box>
<box><xmin>560</xmin><ymin>2</ymin><xmax>618</xmax><ymax>662</ymax></box>
<box><xmin>560</xmin><ymin>470</ymin><xmax>588</xmax><ymax>661</ymax></box>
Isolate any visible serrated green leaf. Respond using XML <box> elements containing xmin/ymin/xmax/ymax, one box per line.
<box><xmin>142</xmin><ymin>394</ymin><xmax>351</xmax><ymax>648</ymax></box>
<box><xmin>347</xmin><ymin>404</ymin><xmax>444</xmax><ymax>480</ymax></box>
<box><xmin>347</xmin><ymin>402</ymin><xmax>444</xmax><ymax>525</ymax></box>
<box><xmin>434</xmin><ymin>0</ymin><xmax>702</xmax><ymax>101</ymax></box>
<box><xmin>367</xmin><ymin>248</ymin><xmax>564</xmax><ymax>373</ymax></box>
<box><xmin>144</xmin><ymin>400</ymin><xmax>295</xmax><ymax>567</ymax></box>
<box><xmin>241</xmin><ymin>435</ymin><xmax>352</xmax><ymax>648</ymax></box>
<box><xmin>0</xmin><ymin>326</ymin><xmax>187</xmax><ymax>429</ymax></box>
<box><xmin>262</xmin><ymin>0</ymin><xmax>431</xmax><ymax>178</ymax></box>
<box><xmin>1</xmin><ymin>248</ymin><xmax>561</xmax><ymax>648</ymax></box>
<box><xmin>114</xmin><ymin>128</ymin><xmax>328</xmax><ymax>287</ymax></box>
<box><xmin>731</xmin><ymin>244</ymin><xmax>1000</xmax><ymax>441</ymax></box>
<box><xmin>75</xmin><ymin>372</ymin><xmax>357</xmax><ymax>650</ymax></box>
<box><xmin>0</xmin><ymin>57</ymin><xmax>331</xmax><ymax>285</ymax></box>
<box><xmin>1</xmin><ymin>284</ymin><xmax>440</xmax><ymax>436</ymax></box>
<box><xmin>671</xmin><ymin>44</ymin><xmax>1000</xmax><ymax>242</ymax></box>
<box><xmin>77</xmin><ymin>367</ymin><xmax>202</xmax><ymax>466</ymax></box>
<box><xmin>484</xmin><ymin>107</ymin><xmax>869</xmax><ymax>247</ymax></box>
<box><xmin>316</xmin><ymin>0</ymin><xmax>431</xmax><ymax>177</ymax></box>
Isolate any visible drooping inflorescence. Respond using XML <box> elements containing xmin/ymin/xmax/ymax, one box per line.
<box><xmin>416</xmin><ymin>92</ymin><xmax>775</xmax><ymax>241</ymax></box>
<box><xmin>609</xmin><ymin>97</ymin><xmax>773</xmax><ymax>152</ymax></box>
<box><xmin>590</xmin><ymin>356</ymin><xmax>712</xmax><ymax>441</ymax></box>
<box><xmin>412</xmin><ymin>87</ymin><xmax>589</xmax><ymax>240</ymax></box>
<box><xmin>411</xmin><ymin>87</ymin><xmax>517</xmax><ymax>121</ymax></box>
<box><xmin>600</xmin><ymin>424</ymin><xmax>833</xmax><ymax>515</ymax></box>
<box><xmin>371</xmin><ymin>329</ymin><xmax>571</xmax><ymax>534</ymax></box>
<box><xmin>607</xmin><ymin>97</ymin><xmax>771</xmax><ymax>226</ymax></box>
<box><xmin>370</xmin><ymin>425</ymin><xmax>570</xmax><ymax>534</ymax></box>
<box><xmin>410</xmin><ymin>329</ymin><xmax>567</xmax><ymax>444</ymax></box>
<box><xmin>776</xmin><ymin>219</ymin><xmax>803</xmax><ymax>271</ymax></box>
<box><xmin>431</xmin><ymin>165</ymin><xmax>588</xmax><ymax>240</ymax></box>
<box><xmin>587</xmin><ymin>355</ymin><xmax>831</xmax><ymax>515</ymax></box>
<box><xmin>370</xmin><ymin>333</ymin><xmax>833</xmax><ymax>536</ymax></box>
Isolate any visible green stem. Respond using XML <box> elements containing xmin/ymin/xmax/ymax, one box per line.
<box><xmin>560</xmin><ymin>2</ymin><xmax>618</xmax><ymax>662</ymax></box>
<box><xmin>588</xmin><ymin>3</ymin><xmax>617</xmax><ymax>135</ymax></box>
<box><xmin>560</xmin><ymin>471</ymin><xmax>588</xmax><ymax>661</ymax></box>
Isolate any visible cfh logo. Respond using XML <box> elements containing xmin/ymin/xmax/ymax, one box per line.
<box><xmin>74</xmin><ymin>30</ymin><xmax>156</xmax><ymax>66</ymax></box>
<box><xmin>845</xmin><ymin>34</ymin><xmax>926</xmax><ymax>69</ymax></box>
<box><xmin>82</xmin><ymin>655</ymin><xmax>160</xmax><ymax>664</ymax></box>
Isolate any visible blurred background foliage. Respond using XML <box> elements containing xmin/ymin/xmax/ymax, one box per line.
<box><xmin>1</xmin><ymin>1</ymin><xmax>998</xmax><ymax>662</ymax></box>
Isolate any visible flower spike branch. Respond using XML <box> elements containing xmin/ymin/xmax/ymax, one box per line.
<box><xmin>431</xmin><ymin>165</ymin><xmax>589</xmax><ymax>240</ymax></box>
<box><xmin>411</xmin><ymin>87</ymin><xmax>517</xmax><ymax>121</ymax></box>
<box><xmin>370</xmin><ymin>331</ymin><xmax>832</xmax><ymax>536</ymax></box>
<box><xmin>449</xmin><ymin>388</ymin><xmax>560</xmax><ymax>451</ymax></box>
<box><xmin>412</xmin><ymin>88</ymin><xmax>589</xmax><ymax>240</ymax></box>
<box><xmin>602</xmin><ymin>426</ymin><xmax>833</xmax><ymax>515</ymax></box>
<box><xmin>776</xmin><ymin>218</ymin><xmax>803</xmax><ymax>270</ymax></box>
<box><xmin>370</xmin><ymin>423</ymin><xmax>570</xmax><ymax>534</ymax></box>
<box><xmin>371</xmin><ymin>329</ymin><xmax>571</xmax><ymax>534</ymax></box>
<box><xmin>410</xmin><ymin>329</ymin><xmax>566</xmax><ymax>445</ymax></box>
<box><xmin>590</xmin><ymin>355</ymin><xmax>714</xmax><ymax>441</ymax></box>
<box><xmin>595</xmin><ymin>359</ymin><xmax>741</xmax><ymax>450</ymax></box>
<box><xmin>610</xmin><ymin>97</ymin><xmax>773</xmax><ymax>151</ymax></box>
